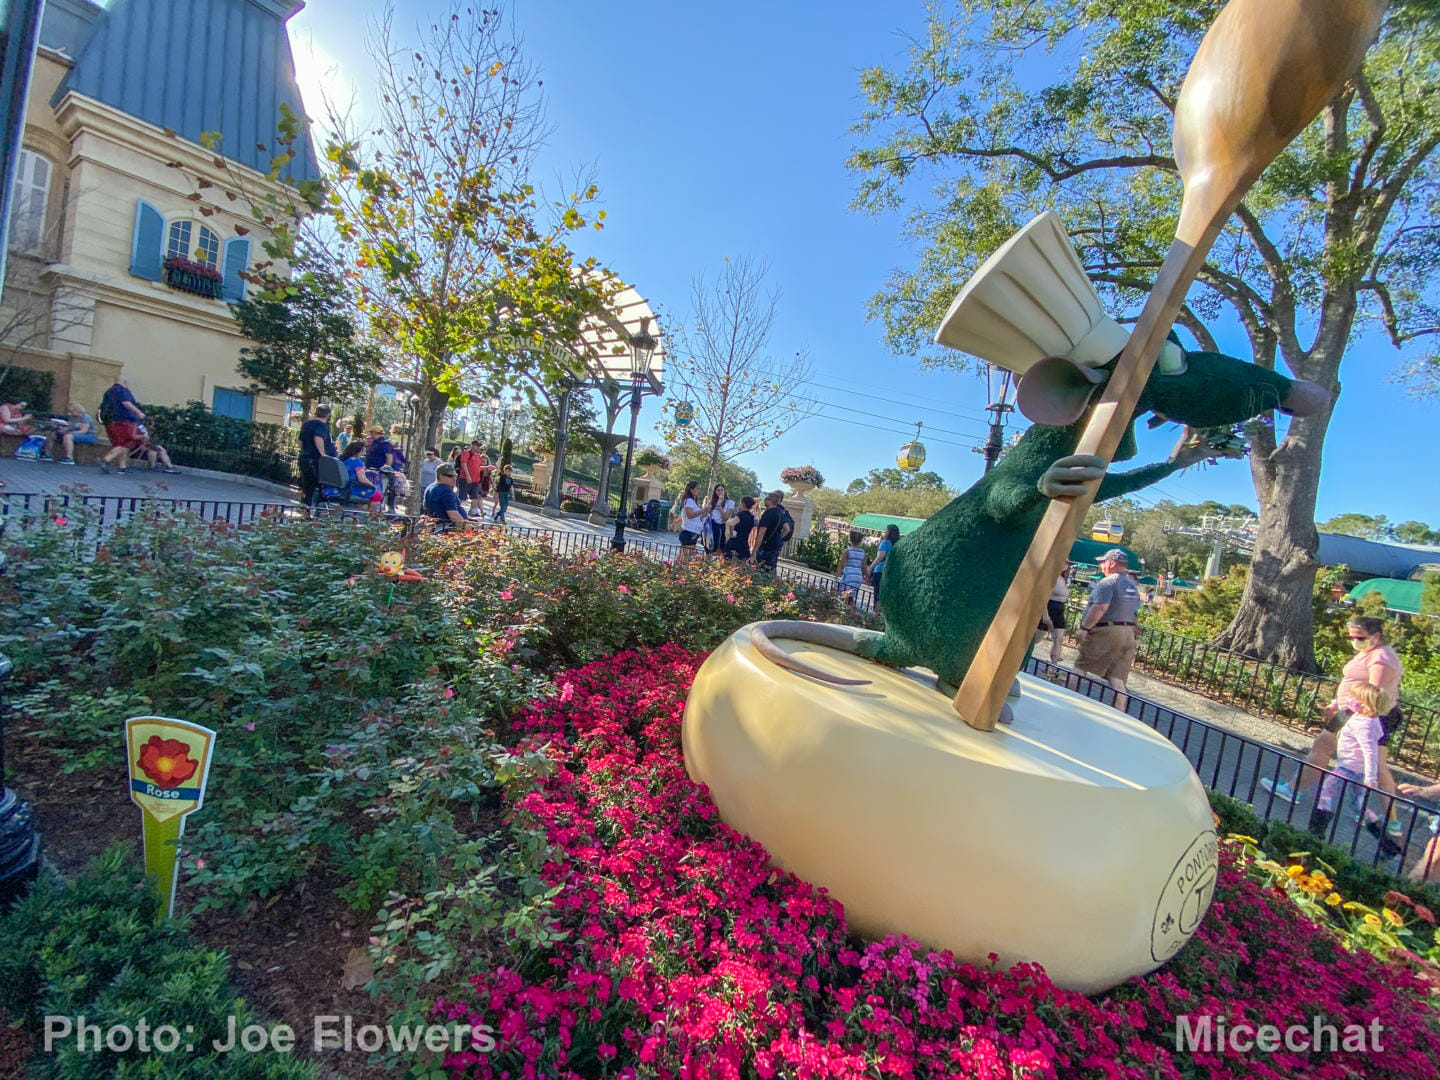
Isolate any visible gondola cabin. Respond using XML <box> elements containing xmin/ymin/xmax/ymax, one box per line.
<box><xmin>1091</xmin><ymin>519</ymin><xmax>1125</xmax><ymax>544</ymax></box>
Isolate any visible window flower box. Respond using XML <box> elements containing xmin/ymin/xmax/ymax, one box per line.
<box><xmin>162</xmin><ymin>256</ymin><xmax>223</xmax><ymax>300</ymax></box>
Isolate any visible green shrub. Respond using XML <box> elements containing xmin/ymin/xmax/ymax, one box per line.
<box><xmin>792</xmin><ymin>530</ymin><xmax>841</xmax><ymax>572</ymax></box>
<box><xmin>0</xmin><ymin>845</ymin><xmax>316</xmax><ymax>1079</ymax></box>
<box><xmin>0</xmin><ymin>366</ymin><xmax>55</xmax><ymax>413</ymax></box>
<box><xmin>1208</xmin><ymin>790</ymin><xmax>1440</xmax><ymax>913</ymax></box>
<box><xmin>420</xmin><ymin>530</ymin><xmax>876</xmax><ymax>673</ymax></box>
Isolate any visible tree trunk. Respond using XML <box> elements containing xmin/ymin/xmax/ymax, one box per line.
<box><xmin>1214</xmin><ymin>335</ymin><xmax>1344</xmax><ymax>671</ymax></box>
<box><xmin>406</xmin><ymin>381</ymin><xmax>448</xmax><ymax>496</ymax></box>
<box><xmin>705</xmin><ymin>389</ymin><xmax>729</xmax><ymax>499</ymax></box>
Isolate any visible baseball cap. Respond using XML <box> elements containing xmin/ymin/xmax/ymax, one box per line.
<box><xmin>436</xmin><ymin>462</ymin><xmax>457</xmax><ymax>477</ymax></box>
<box><xmin>1102</xmin><ymin>548</ymin><xmax>1129</xmax><ymax>563</ymax></box>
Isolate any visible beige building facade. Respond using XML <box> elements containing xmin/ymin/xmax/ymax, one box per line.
<box><xmin>2</xmin><ymin>0</ymin><xmax>319</xmax><ymax>427</ymax></box>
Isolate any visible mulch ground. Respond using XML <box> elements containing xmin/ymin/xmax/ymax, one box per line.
<box><xmin>4</xmin><ymin>736</ymin><xmax>410</xmax><ymax>1080</ymax></box>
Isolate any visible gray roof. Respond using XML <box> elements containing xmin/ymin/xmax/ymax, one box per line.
<box><xmin>1317</xmin><ymin>532</ymin><xmax>1440</xmax><ymax>580</ymax></box>
<box><xmin>39</xmin><ymin>0</ymin><xmax>102</xmax><ymax>59</ymax></box>
<box><xmin>50</xmin><ymin>0</ymin><xmax>320</xmax><ymax>184</ymax></box>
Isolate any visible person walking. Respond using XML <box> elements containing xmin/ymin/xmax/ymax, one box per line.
<box><xmin>705</xmin><ymin>483</ymin><xmax>734</xmax><ymax>555</ymax></box>
<box><xmin>420</xmin><ymin>447</ymin><xmax>441</xmax><ymax>492</ymax></box>
<box><xmin>1073</xmin><ymin>549</ymin><xmax>1142</xmax><ymax>704</ymax></box>
<box><xmin>835</xmin><ymin>528</ymin><xmax>868</xmax><ymax>606</ymax></box>
<box><xmin>749</xmin><ymin>491</ymin><xmax>793</xmax><ymax>573</ymax></box>
<box><xmin>493</xmin><ymin>463</ymin><xmax>514</xmax><ymax>522</ymax></box>
<box><xmin>1035</xmin><ymin>565</ymin><xmax>1071</xmax><ymax>664</ymax></box>
<box><xmin>1307</xmin><ymin>682</ymin><xmax>1391</xmax><ymax>841</ymax></box>
<box><xmin>869</xmin><ymin>524</ymin><xmax>899</xmax><ymax>595</ymax></box>
<box><xmin>1263</xmin><ymin>616</ymin><xmax>1404</xmax><ymax>833</ymax></box>
<box><xmin>297</xmin><ymin>404</ymin><xmax>336</xmax><ymax>507</ymax></box>
<box><xmin>98</xmin><ymin>376</ymin><xmax>147</xmax><ymax>475</ymax></box>
<box><xmin>458</xmin><ymin>440</ymin><xmax>484</xmax><ymax>512</ymax></box>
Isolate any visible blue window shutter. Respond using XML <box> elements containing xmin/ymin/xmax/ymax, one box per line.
<box><xmin>213</xmin><ymin>388</ymin><xmax>254</xmax><ymax>421</ymax></box>
<box><xmin>129</xmin><ymin>200</ymin><xmax>164</xmax><ymax>281</ymax></box>
<box><xmin>221</xmin><ymin>236</ymin><xmax>251</xmax><ymax>302</ymax></box>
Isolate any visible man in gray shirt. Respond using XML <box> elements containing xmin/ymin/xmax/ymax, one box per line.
<box><xmin>1074</xmin><ymin>548</ymin><xmax>1142</xmax><ymax>700</ymax></box>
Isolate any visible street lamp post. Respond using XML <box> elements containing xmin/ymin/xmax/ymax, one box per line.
<box><xmin>610</xmin><ymin>328</ymin><xmax>659</xmax><ymax>552</ymax></box>
<box><xmin>0</xmin><ymin>653</ymin><xmax>42</xmax><ymax>907</ymax></box>
<box><xmin>497</xmin><ymin>393</ymin><xmax>521</xmax><ymax>453</ymax></box>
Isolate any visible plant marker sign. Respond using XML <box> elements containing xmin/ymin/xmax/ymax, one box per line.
<box><xmin>124</xmin><ymin>716</ymin><xmax>216</xmax><ymax>919</ymax></box>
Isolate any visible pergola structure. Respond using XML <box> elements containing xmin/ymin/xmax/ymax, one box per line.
<box><xmin>527</xmin><ymin>280</ymin><xmax>667</xmax><ymax>518</ymax></box>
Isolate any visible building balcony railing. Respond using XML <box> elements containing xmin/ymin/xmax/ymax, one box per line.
<box><xmin>162</xmin><ymin>257</ymin><xmax>223</xmax><ymax>300</ymax></box>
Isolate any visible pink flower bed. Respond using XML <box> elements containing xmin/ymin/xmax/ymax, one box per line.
<box><xmin>437</xmin><ymin>647</ymin><xmax>1440</xmax><ymax>1078</ymax></box>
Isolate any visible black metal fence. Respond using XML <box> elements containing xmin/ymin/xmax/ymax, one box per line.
<box><xmin>0</xmin><ymin>492</ymin><xmax>876</xmax><ymax>612</ymax></box>
<box><xmin>1059</xmin><ymin>601</ymin><xmax>1440</xmax><ymax>777</ymax></box>
<box><xmin>4</xmin><ymin>490</ymin><xmax>1432</xmax><ymax>873</ymax></box>
<box><xmin>1022</xmin><ymin>656</ymin><xmax>1439</xmax><ymax>874</ymax></box>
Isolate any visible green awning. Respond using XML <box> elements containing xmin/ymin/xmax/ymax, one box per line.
<box><xmin>1067</xmin><ymin>537</ymin><xmax>1142</xmax><ymax>568</ymax></box>
<box><xmin>851</xmin><ymin>513</ymin><xmax>927</xmax><ymax>536</ymax></box>
<box><xmin>1346</xmin><ymin>578</ymin><xmax>1424</xmax><ymax>614</ymax></box>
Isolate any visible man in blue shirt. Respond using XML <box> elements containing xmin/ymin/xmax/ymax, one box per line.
<box><xmin>297</xmin><ymin>404</ymin><xmax>336</xmax><ymax>506</ymax></box>
<box><xmin>423</xmin><ymin>463</ymin><xmax>470</xmax><ymax>529</ymax></box>
<box><xmin>98</xmin><ymin>377</ymin><xmax>147</xmax><ymax>475</ymax></box>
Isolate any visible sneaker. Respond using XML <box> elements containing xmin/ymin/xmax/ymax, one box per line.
<box><xmin>1387</xmin><ymin>817</ymin><xmax>1405</xmax><ymax>838</ymax></box>
<box><xmin>1260</xmin><ymin>776</ymin><xmax>1296</xmax><ymax>803</ymax></box>
<box><xmin>162</xmin><ymin>467</ymin><xmax>181</xmax><ymax>474</ymax></box>
<box><xmin>57</xmin><ymin>457</ymin><xmax>75</xmax><ymax>465</ymax></box>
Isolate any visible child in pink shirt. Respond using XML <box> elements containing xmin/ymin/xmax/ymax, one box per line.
<box><xmin>1315</xmin><ymin>682</ymin><xmax>1389</xmax><ymax>825</ymax></box>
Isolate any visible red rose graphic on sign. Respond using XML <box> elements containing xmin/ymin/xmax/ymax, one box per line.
<box><xmin>136</xmin><ymin>736</ymin><xmax>198</xmax><ymax>790</ymax></box>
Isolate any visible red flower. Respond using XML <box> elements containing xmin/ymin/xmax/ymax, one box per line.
<box><xmin>136</xmin><ymin>736</ymin><xmax>199</xmax><ymax>790</ymax></box>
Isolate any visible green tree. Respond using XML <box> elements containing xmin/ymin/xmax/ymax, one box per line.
<box><xmin>231</xmin><ymin>248</ymin><xmax>382</xmax><ymax>415</ymax></box>
<box><xmin>661</xmin><ymin>441</ymin><xmax>761</xmax><ymax>503</ymax></box>
<box><xmin>1318</xmin><ymin>512</ymin><xmax>1392</xmax><ymax>540</ymax></box>
<box><xmin>848</xmin><ymin>0</ymin><xmax>1440</xmax><ymax>671</ymax></box>
<box><xmin>1394</xmin><ymin>520</ymin><xmax>1438</xmax><ymax>544</ymax></box>
<box><xmin>850</xmin><ymin>467</ymin><xmax>948</xmax><ymax>492</ymax></box>
<box><xmin>323</xmin><ymin>3</ymin><xmax>616</xmax><ymax>489</ymax></box>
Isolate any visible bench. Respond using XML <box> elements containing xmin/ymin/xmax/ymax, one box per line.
<box><xmin>0</xmin><ymin>429</ymin><xmax>108</xmax><ymax>465</ymax></box>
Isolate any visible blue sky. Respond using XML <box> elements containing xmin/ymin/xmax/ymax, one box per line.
<box><xmin>285</xmin><ymin>0</ymin><xmax>1436</xmax><ymax>526</ymax></box>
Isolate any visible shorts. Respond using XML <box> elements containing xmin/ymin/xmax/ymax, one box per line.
<box><xmin>463</xmin><ymin>481</ymin><xmax>484</xmax><ymax>500</ymax></box>
<box><xmin>1075</xmin><ymin>624</ymin><xmax>1137</xmax><ymax>682</ymax></box>
<box><xmin>678</xmin><ymin>529</ymin><xmax>700</xmax><ymax>547</ymax></box>
<box><xmin>1039</xmin><ymin>599</ymin><xmax>1066</xmax><ymax>632</ymax></box>
<box><xmin>104</xmin><ymin>421</ymin><xmax>142</xmax><ymax>450</ymax></box>
<box><xmin>67</xmin><ymin>431</ymin><xmax>97</xmax><ymax>444</ymax></box>
<box><xmin>755</xmin><ymin>547</ymin><xmax>779</xmax><ymax>572</ymax></box>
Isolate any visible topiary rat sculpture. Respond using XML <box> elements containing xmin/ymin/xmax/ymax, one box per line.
<box><xmin>749</xmin><ymin>341</ymin><xmax>1327</xmax><ymax>708</ymax></box>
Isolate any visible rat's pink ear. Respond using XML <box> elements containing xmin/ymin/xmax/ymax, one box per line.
<box><xmin>1016</xmin><ymin>356</ymin><xmax>1109</xmax><ymax>426</ymax></box>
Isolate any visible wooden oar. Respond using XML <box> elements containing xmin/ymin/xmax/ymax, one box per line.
<box><xmin>952</xmin><ymin>0</ymin><xmax>1386</xmax><ymax>732</ymax></box>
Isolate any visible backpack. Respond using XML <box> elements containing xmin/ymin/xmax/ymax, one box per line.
<box><xmin>777</xmin><ymin>508</ymin><xmax>794</xmax><ymax>542</ymax></box>
<box><xmin>98</xmin><ymin>385</ymin><xmax>121</xmax><ymax>424</ymax></box>
<box><xmin>764</xmin><ymin>507</ymin><xmax>794</xmax><ymax>551</ymax></box>
<box><xmin>13</xmin><ymin>433</ymin><xmax>46</xmax><ymax>460</ymax></box>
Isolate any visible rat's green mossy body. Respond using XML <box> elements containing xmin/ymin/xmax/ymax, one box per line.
<box><xmin>857</xmin><ymin>349</ymin><xmax>1304</xmax><ymax>688</ymax></box>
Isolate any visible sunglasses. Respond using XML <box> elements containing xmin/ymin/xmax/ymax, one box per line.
<box><xmin>1347</xmin><ymin>633</ymin><xmax>1370</xmax><ymax>641</ymax></box>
